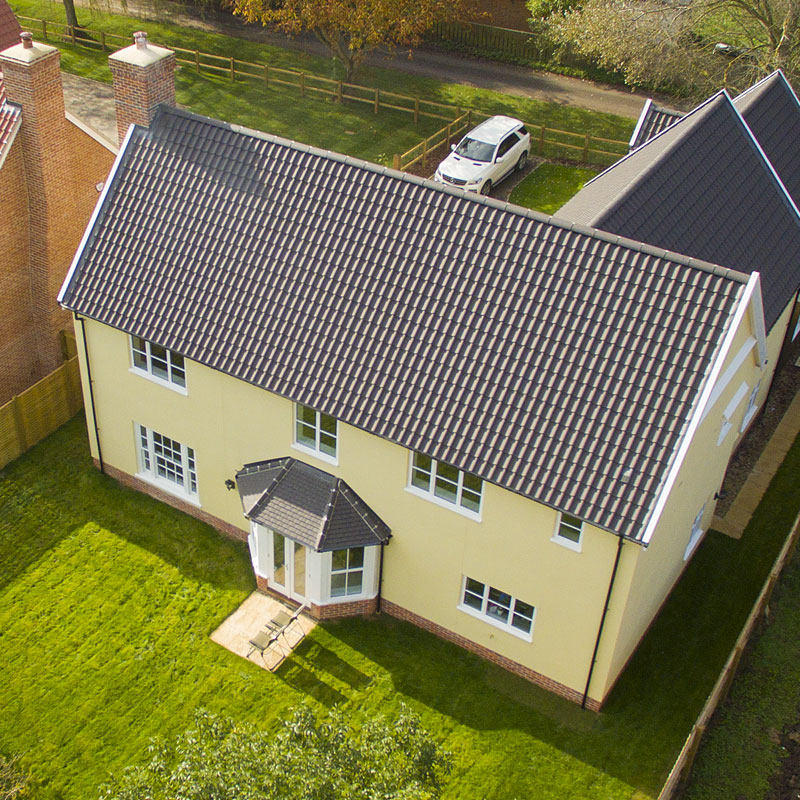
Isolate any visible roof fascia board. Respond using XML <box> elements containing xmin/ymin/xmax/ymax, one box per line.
<box><xmin>776</xmin><ymin>69</ymin><xmax>800</xmax><ymax>112</ymax></box>
<box><xmin>0</xmin><ymin>108</ymin><xmax>21</xmax><ymax>171</ymax></box>
<box><xmin>640</xmin><ymin>271</ymin><xmax>760</xmax><ymax>545</ymax></box>
<box><xmin>58</xmin><ymin>123</ymin><xmax>136</xmax><ymax>306</ymax></box>
<box><xmin>629</xmin><ymin>98</ymin><xmax>652</xmax><ymax>149</ymax></box>
<box><xmin>748</xmin><ymin>272</ymin><xmax>768</xmax><ymax>363</ymax></box>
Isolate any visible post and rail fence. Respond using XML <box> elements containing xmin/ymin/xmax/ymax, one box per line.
<box><xmin>17</xmin><ymin>15</ymin><xmax>629</xmax><ymax>170</ymax></box>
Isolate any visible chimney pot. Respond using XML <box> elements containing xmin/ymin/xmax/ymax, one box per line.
<box><xmin>133</xmin><ymin>31</ymin><xmax>148</xmax><ymax>49</ymax></box>
<box><xmin>21</xmin><ymin>31</ymin><xmax>33</xmax><ymax>48</ymax></box>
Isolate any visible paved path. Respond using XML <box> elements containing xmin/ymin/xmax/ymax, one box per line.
<box><xmin>70</xmin><ymin>0</ymin><xmax>655</xmax><ymax>119</ymax></box>
<box><xmin>713</xmin><ymin>391</ymin><xmax>800</xmax><ymax>539</ymax></box>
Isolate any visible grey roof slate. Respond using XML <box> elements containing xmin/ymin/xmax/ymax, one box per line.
<box><xmin>236</xmin><ymin>458</ymin><xmax>391</xmax><ymax>551</ymax></box>
<box><xmin>559</xmin><ymin>91</ymin><xmax>800</xmax><ymax>332</ymax></box>
<box><xmin>60</xmin><ymin>106</ymin><xmax>749</xmax><ymax>542</ymax></box>
<box><xmin>629</xmin><ymin>99</ymin><xmax>684</xmax><ymax>151</ymax></box>
<box><xmin>733</xmin><ymin>71</ymin><xmax>800</xmax><ymax>207</ymax></box>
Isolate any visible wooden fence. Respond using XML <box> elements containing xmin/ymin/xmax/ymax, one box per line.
<box><xmin>0</xmin><ymin>338</ymin><xmax>83</xmax><ymax>471</ymax></box>
<box><xmin>18</xmin><ymin>15</ymin><xmax>629</xmax><ymax>169</ymax></box>
<box><xmin>657</xmin><ymin>511</ymin><xmax>800</xmax><ymax>799</ymax></box>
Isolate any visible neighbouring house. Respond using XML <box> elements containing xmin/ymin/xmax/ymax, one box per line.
<box><xmin>0</xmin><ymin>16</ymin><xmax>116</xmax><ymax>405</ymax></box>
<box><xmin>58</xmin><ymin>36</ymin><xmax>798</xmax><ymax>710</ymax></box>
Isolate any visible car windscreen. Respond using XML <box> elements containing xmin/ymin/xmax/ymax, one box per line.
<box><xmin>455</xmin><ymin>137</ymin><xmax>495</xmax><ymax>162</ymax></box>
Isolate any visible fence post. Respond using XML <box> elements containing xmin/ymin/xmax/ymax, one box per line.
<box><xmin>468</xmin><ymin>109</ymin><xmax>472</xmax><ymax>127</ymax></box>
<box><xmin>195</xmin><ymin>50</ymin><xmax>200</xmax><ymax>72</ymax></box>
<box><xmin>538</xmin><ymin>126</ymin><xmax>545</xmax><ymax>155</ymax></box>
<box><xmin>70</xmin><ymin>25</ymin><xmax>76</xmax><ymax>44</ymax></box>
<box><xmin>337</xmin><ymin>80</ymin><xmax>343</xmax><ymax>102</ymax></box>
<box><xmin>422</xmin><ymin>137</ymin><xmax>427</xmax><ymax>167</ymax></box>
<box><xmin>414</xmin><ymin>98</ymin><xmax>419</xmax><ymax>125</ymax></box>
<box><xmin>583</xmin><ymin>134</ymin><xmax>590</xmax><ymax>164</ymax></box>
<box><xmin>61</xmin><ymin>362</ymin><xmax>80</xmax><ymax>416</ymax></box>
<box><xmin>100</xmin><ymin>31</ymin><xmax>106</xmax><ymax>52</ymax></box>
<box><xmin>11</xmin><ymin>395</ymin><xmax>28</xmax><ymax>454</ymax></box>
<box><xmin>230</xmin><ymin>57</ymin><xmax>235</xmax><ymax>82</ymax></box>
<box><xmin>393</xmin><ymin>153</ymin><xmax>400</xmax><ymax>170</ymax></box>
<box><xmin>41</xmin><ymin>19</ymin><xmax>47</xmax><ymax>41</ymax></box>
<box><xmin>374</xmin><ymin>88</ymin><xmax>379</xmax><ymax>115</ymax></box>
<box><xmin>264</xmin><ymin>64</ymin><xmax>269</xmax><ymax>86</ymax></box>
<box><xmin>446</xmin><ymin>122</ymin><xmax>451</xmax><ymax>146</ymax></box>
<box><xmin>300</xmin><ymin>72</ymin><xmax>305</xmax><ymax>96</ymax></box>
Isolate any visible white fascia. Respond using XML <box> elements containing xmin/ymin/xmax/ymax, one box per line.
<box><xmin>57</xmin><ymin>123</ymin><xmax>136</xmax><ymax>306</ymax></box>
<box><xmin>628</xmin><ymin>98</ymin><xmax>652</xmax><ymax>150</ymax></box>
<box><xmin>641</xmin><ymin>271</ymin><xmax>760</xmax><ymax>545</ymax></box>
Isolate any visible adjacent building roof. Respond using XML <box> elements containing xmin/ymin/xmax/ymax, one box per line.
<box><xmin>0</xmin><ymin>0</ymin><xmax>21</xmax><ymax>55</ymax></box>
<box><xmin>629</xmin><ymin>99</ymin><xmax>683</xmax><ymax>151</ymax></box>
<box><xmin>559</xmin><ymin>91</ymin><xmax>800</xmax><ymax>332</ymax></box>
<box><xmin>60</xmin><ymin>106</ymin><xmax>749</xmax><ymax>542</ymax></box>
<box><xmin>236</xmin><ymin>458</ymin><xmax>391</xmax><ymax>552</ymax></box>
<box><xmin>0</xmin><ymin>97</ymin><xmax>20</xmax><ymax>168</ymax></box>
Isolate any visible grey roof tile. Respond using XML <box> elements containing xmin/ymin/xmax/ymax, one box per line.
<box><xmin>62</xmin><ymin>106</ymin><xmax>747</xmax><ymax>542</ymax></box>
<box><xmin>629</xmin><ymin>100</ymin><xmax>684</xmax><ymax>150</ymax></box>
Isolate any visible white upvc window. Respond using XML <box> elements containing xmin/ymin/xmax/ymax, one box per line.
<box><xmin>136</xmin><ymin>424</ymin><xmax>198</xmax><ymax>500</ymax></box>
<box><xmin>294</xmin><ymin>403</ymin><xmax>338</xmax><ymax>462</ymax></box>
<box><xmin>740</xmin><ymin>381</ymin><xmax>761</xmax><ymax>431</ymax></box>
<box><xmin>408</xmin><ymin>452</ymin><xmax>483</xmax><ymax>517</ymax></box>
<box><xmin>717</xmin><ymin>381</ymin><xmax>749</xmax><ymax>446</ymax></box>
<box><xmin>459</xmin><ymin>576</ymin><xmax>534</xmax><ymax>640</ymax></box>
<box><xmin>683</xmin><ymin>504</ymin><xmax>706</xmax><ymax>561</ymax></box>
<box><xmin>552</xmin><ymin>512</ymin><xmax>583</xmax><ymax>551</ymax></box>
<box><xmin>130</xmin><ymin>335</ymin><xmax>187</xmax><ymax>391</ymax></box>
<box><xmin>330</xmin><ymin>547</ymin><xmax>365</xmax><ymax>597</ymax></box>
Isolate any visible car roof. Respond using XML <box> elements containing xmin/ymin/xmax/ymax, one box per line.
<box><xmin>464</xmin><ymin>115</ymin><xmax>524</xmax><ymax>146</ymax></box>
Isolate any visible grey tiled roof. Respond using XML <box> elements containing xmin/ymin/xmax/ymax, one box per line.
<box><xmin>559</xmin><ymin>91</ymin><xmax>800</xmax><ymax>332</ymax></box>
<box><xmin>61</xmin><ymin>106</ymin><xmax>748</xmax><ymax>542</ymax></box>
<box><xmin>236</xmin><ymin>458</ymin><xmax>391</xmax><ymax>552</ymax></box>
<box><xmin>733</xmin><ymin>71</ymin><xmax>800</xmax><ymax>207</ymax></box>
<box><xmin>629</xmin><ymin>99</ymin><xmax>684</xmax><ymax>150</ymax></box>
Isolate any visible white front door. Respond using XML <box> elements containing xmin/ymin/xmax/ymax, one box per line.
<box><xmin>271</xmin><ymin>531</ymin><xmax>308</xmax><ymax>602</ymax></box>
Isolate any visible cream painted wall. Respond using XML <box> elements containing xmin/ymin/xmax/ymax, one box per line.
<box><xmin>588</xmin><ymin>293</ymin><xmax>787</xmax><ymax>699</ymax></box>
<box><xmin>76</xmin><ymin>317</ymin><xmax>625</xmax><ymax>699</ymax></box>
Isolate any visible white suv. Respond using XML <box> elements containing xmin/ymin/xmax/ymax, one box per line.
<box><xmin>434</xmin><ymin>116</ymin><xmax>530</xmax><ymax>195</ymax></box>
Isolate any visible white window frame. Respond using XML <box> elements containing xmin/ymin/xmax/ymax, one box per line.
<box><xmin>457</xmin><ymin>576</ymin><xmax>534</xmax><ymax>641</ymax></box>
<box><xmin>551</xmin><ymin>511</ymin><xmax>583</xmax><ymax>552</ymax></box>
<box><xmin>683</xmin><ymin>504</ymin><xmax>706</xmax><ymax>561</ymax></box>
<box><xmin>329</xmin><ymin>547</ymin><xmax>366</xmax><ymax>599</ymax></box>
<box><xmin>135</xmin><ymin>423</ymin><xmax>199</xmax><ymax>505</ymax></box>
<box><xmin>129</xmin><ymin>335</ymin><xmax>187</xmax><ymax>394</ymax></box>
<box><xmin>292</xmin><ymin>403</ymin><xmax>338</xmax><ymax>465</ymax></box>
<box><xmin>717</xmin><ymin>381</ymin><xmax>749</xmax><ymax>446</ymax></box>
<box><xmin>406</xmin><ymin>452</ymin><xmax>483</xmax><ymax>520</ymax></box>
<box><xmin>740</xmin><ymin>381</ymin><xmax>761</xmax><ymax>432</ymax></box>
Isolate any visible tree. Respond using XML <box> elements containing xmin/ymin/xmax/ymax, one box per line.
<box><xmin>0</xmin><ymin>754</ymin><xmax>31</xmax><ymax>800</ymax></box>
<box><xmin>546</xmin><ymin>0</ymin><xmax>800</xmax><ymax>95</ymax></box>
<box><xmin>228</xmin><ymin>0</ymin><xmax>484</xmax><ymax>81</ymax></box>
<box><xmin>99</xmin><ymin>705</ymin><xmax>452</xmax><ymax>800</ymax></box>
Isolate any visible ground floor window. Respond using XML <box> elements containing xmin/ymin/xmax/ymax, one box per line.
<box><xmin>136</xmin><ymin>424</ymin><xmax>197</xmax><ymax>498</ymax></box>
<box><xmin>330</xmin><ymin>547</ymin><xmax>364</xmax><ymax>597</ymax></box>
<box><xmin>460</xmin><ymin>576</ymin><xmax>535</xmax><ymax>638</ymax></box>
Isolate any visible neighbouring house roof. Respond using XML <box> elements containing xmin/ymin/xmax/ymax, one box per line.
<box><xmin>0</xmin><ymin>0</ymin><xmax>21</xmax><ymax>55</ymax></box>
<box><xmin>236</xmin><ymin>458</ymin><xmax>391</xmax><ymax>552</ymax></box>
<box><xmin>558</xmin><ymin>91</ymin><xmax>800</xmax><ymax>333</ymax></box>
<box><xmin>0</xmin><ymin>97</ymin><xmax>20</xmax><ymax>167</ymax></box>
<box><xmin>629</xmin><ymin>99</ymin><xmax>683</xmax><ymax>151</ymax></box>
<box><xmin>733</xmin><ymin>71</ymin><xmax>800</xmax><ymax>206</ymax></box>
<box><xmin>59</xmin><ymin>106</ymin><xmax>749</xmax><ymax>543</ymax></box>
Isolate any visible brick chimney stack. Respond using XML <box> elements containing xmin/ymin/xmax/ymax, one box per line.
<box><xmin>0</xmin><ymin>32</ymin><xmax>74</xmax><ymax>373</ymax></box>
<box><xmin>109</xmin><ymin>31</ymin><xmax>175</xmax><ymax>145</ymax></box>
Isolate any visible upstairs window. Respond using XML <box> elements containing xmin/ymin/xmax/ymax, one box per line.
<box><xmin>294</xmin><ymin>404</ymin><xmax>337</xmax><ymax>460</ymax></box>
<box><xmin>460</xmin><ymin>576</ymin><xmax>535</xmax><ymax>638</ymax></box>
<box><xmin>409</xmin><ymin>452</ymin><xmax>483</xmax><ymax>516</ymax></box>
<box><xmin>553</xmin><ymin>512</ymin><xmax>583</xmax><ymax>551</ymax></box>
<box><xmin>131</xmin><ymin>336</ymin><xmax>186</xmax><ymax>389</ymax></box>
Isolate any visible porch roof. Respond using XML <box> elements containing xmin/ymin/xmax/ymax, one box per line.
<box><xmin>236</xmin><ymin>458</ymin><xmax>391</xmax><ymax>552</ymax></box>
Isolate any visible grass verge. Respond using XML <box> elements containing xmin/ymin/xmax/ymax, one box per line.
<box><xmin>509</xmin><ymin>163</ymin><xmax>598</xmax><ymax>213</ymax></box>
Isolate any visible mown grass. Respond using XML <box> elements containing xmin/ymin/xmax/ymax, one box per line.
<box><xmin>510</xmin><ymin>163</ymin><xmax>599</xmax><ymax>214</ymax></box>
<box><xmin>1</xmin><ymin>416</ymin><xmax>799</xmax><ymax>799</ymax></box>
<box><xmin>10</xmin><ymin>0</ymin><xmax>636</xmax><ymax>163</ymax></box>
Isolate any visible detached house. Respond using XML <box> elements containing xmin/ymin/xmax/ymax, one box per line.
<box><xmin>58</xmin><ymin>36</ymin><xmax>800</xmax><ymax>710</ymax></box>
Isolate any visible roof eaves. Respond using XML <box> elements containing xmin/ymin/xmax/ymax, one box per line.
<box><xmin>629</xmin><ymin>98</ymin><xmax>653</xmax><ymax>149</ymax></box>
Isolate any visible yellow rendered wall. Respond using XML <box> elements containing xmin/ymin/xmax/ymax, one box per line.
<box><xmin>76</xmin><ymin>317</ymin><xmax>626</xmax><ymax>699</ymax></box>
<box><xmin>588</xmin><ymin>295</ymin><xmax>785</xmax><ymax>699</ymax></box>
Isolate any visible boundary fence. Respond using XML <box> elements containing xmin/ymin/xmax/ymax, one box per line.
<box><xmin>658</xmin><ymin>510</ymin><xmax>800</xmax><ymax>799</ymax></box>
<box><xmin>18</xmin><ymin>15</ymin><xmax>629</xmax><ymax>169</ymax></box>
<box><xmin>0</xmin><ymin>333</ymin><xmax>82</xmax><ymax>470</ymax></box>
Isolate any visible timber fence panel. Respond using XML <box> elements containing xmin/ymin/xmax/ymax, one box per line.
<box><xmin>658</xmin><ymin>511</ymin><xmax>800</xmax><ymax>800</ymax></box>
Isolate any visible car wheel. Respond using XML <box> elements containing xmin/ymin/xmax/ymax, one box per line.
<box><xmin>516</xmin><ymin>151</ymin><xmax>528</xmax><ymax>171</ymax></box>
<box><xmin>480</xmin><ymin>180</ymin><xmax>492</xmax><ymax>196</ymax></box>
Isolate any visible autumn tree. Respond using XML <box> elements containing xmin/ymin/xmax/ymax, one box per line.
<box><xmin>0</xmin><ymin>754</ymin><xmax>31</xmax><ymax>800</ymax></box>
<box><xmin>99</xmin><ymin>705</ymin><xmax>452</xmax><ymax>800</ymax></box>
<box><xmin>544</xmin><ymin>0</ymin><xmax>800</xmax><ymax>95</ymax></box>
<box><xmin>229</xmin><ymin>0</ymin><xmax>483</xmax><ymax>81</ymax></box>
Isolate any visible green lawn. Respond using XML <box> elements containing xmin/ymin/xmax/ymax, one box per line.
<box><xmin>10</xmin><ymin>0</ymin><xmax>635</xmax><ymax>165</ymax></box>
<box><xmin>510</xmin><ymin>163</ymin><xmax>599</xmax><ymax>214</ymax></box>
<box><xmin>1</xmin><ymin>416</ymin><xmax>799</xmax><ymax>799</ymax></box>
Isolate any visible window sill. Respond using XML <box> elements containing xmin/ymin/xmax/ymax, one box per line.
<box><xmin>404</xmin><ymin>486</ymin><xmax>481</xmax><ymax>522</ymax></box>
<box><xmin>550</xmin><ymin>535</ymin><xmax>582</xmax><ymax>553</ymax></box>
<box><xmin>457</xmin><ymin>603</ymin><xmax>533</xmax><ymax>642</ymax></box>
<box><xmin>129</xmin><ymin>367</ymin><xmax>188</xmax><ymax>396</ymax></box>
<box><xmin>291</xmin><ymin>442</ymin><xmax>339</xmax><ymax>467</ymax></box>
<box><xmin>135</xmin><ymin>472</ymin><xmax>201</xmax><ymax>508</ymax></box>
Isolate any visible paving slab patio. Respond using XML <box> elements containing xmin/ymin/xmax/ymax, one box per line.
<box><xmin>210</xmin><ymin>591</ymin><xmax>315</xmax><ymax>671</ymax></box>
